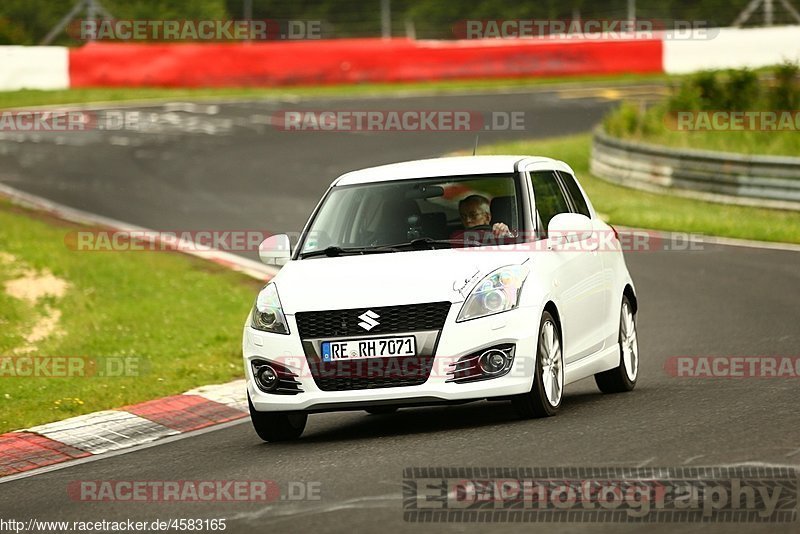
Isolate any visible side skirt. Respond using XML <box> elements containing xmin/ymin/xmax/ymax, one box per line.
<box><xmin>564</xmin><ymin>344</ymin><xmax>620</xmax><ymax>385</ymax></box>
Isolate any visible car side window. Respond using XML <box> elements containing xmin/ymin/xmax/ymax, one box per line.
<box><xmin>558</xmin><ymin>171</ymin><xmax>591</xmax><ymax>217</ymax></box>
<box><xmin>529</xmin><ymin>171</ymin><xmax>570</xmax><ymax>233</ymax></box>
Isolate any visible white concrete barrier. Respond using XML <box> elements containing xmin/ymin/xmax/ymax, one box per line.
<box><xmin>0</xmin><ymin>46</ymin><xmax>69</xmax><ymax>91</ymax></box>
<box><xmin>1</xmin><ymin>27</ymin><xmax>799</xmax><ymax>92</ymax></box>
<box><xmin>664</xmin><ymin>26</ymin><xmax>800</xmax><ymax>74</ymax></box>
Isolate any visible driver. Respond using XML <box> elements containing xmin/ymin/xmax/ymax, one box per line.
<box><xmin>458</xmin><ymin>194</ymin><xmax>512</xmax><ymax>238</ymax></box>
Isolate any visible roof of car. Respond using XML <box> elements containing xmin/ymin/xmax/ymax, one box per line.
<box><xmin>333</xmin><ymin>155</ymin><xmax>562</xmax><ymax>186</ymax></box>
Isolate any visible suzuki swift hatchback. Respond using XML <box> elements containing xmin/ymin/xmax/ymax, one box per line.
<box><xmin>244</xmin><ymin>156</ymin><xmax>639</xmax><ymax>441</ymax></box>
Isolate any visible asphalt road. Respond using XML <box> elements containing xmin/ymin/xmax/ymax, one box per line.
<box><xmin>0</xmin><ymin>86</ymin><xmax>798</xmax><ymax>532</ymax></box>
<box><xmin>0</xmin><ymin>87</ymin><xmax>623</xmax><ymax>259</ymax></box>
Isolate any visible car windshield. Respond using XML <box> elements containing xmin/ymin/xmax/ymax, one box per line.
<box><xmin>299</xmin><ymin>174</ymin><xmax>522</xmax><ymax>257</ymax></box>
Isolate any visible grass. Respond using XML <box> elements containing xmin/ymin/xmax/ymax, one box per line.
<box><xmin>604</xmin><ymin>101</ymin><xmax>800</xmax><ymax>157</ymax></box>
<box><xmin>1</xmin><ymin>73</ymin><xmax>794</xmax><ymax>434</ymax></box>
<box><xmin>481</xmin><ymin>133</ymin><xmax>800</xmax><ymax>244</ymax></box>
<box><xmin>602</xmin><ymin>65</ymin><xmax>800</xmax><ymax>157</ymax></box>
<box><xmin>0</xmin><ymin>199</ymin><xmax>262</xmax><ymax>433</ymax></box>
<box><xmin>0</xmin><ymin>72</ymin><xmax>670</xmax><ymax>109</ymax></box>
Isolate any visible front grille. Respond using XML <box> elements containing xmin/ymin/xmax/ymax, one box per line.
<box><xmin>309</xmin><ymin>355</ymin><xmax>435</xmax><ymax>391</ymax></box>
<box><xmin>295</xmin><ymin>302</ymin><xmax>451</xmax><ymax>339</ymax></box>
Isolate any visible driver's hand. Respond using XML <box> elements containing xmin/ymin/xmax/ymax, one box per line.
<box><xmin>492</xmin><ymin>222</ymin><xmax>513</xmax><ymax>238</ymax></box>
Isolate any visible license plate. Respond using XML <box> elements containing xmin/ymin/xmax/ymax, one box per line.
<box><xmin>321</xmin><ymin>336</ymin><xmax>416</xmax><ymax>362</ymax></box>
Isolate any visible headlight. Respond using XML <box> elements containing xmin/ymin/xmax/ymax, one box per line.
<box><xmin>457</xmin><ymin>265</ymin><xmax>529</xmax><ymax>322</ymax></box>
<box><xmin>251</xmin><ymin>283</ymin><xmax>289</xmax><ymax>334</ymax></box>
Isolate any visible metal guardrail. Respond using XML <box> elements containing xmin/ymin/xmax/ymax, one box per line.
<box><xmin>590</xmin><ymin>128</ymin><xmax>800</xmax><ymax>211</ymax></box>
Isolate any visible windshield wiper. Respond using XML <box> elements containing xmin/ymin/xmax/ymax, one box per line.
<box><xmin>384</xmin><ymin>237</ymin><xmax>483</xmax><ymax>250</ymax></box>
<box><xmin>299</xmin><ymin>237</ymin><xmax>484</xmax><ymax>259</ymax></box>
<box><xmin>299</xmin><ymin>245</ymin><xmax>400</xmax><ymax>259</ymax></box>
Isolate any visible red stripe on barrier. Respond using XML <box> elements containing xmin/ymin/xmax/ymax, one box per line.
<box><xmin>0</xmin><ymin>432</ymin><xmax>90</xmax><ymax>477</ymax></box>
<box><xmin>69</xmin><ymin>38</ymin><xmax>663</xmax><ymax>88</ymax></box>
<box><xmin>124</xmin><ymin>394</ymin><xmax>246</xmax><ymax>433</ymax></box>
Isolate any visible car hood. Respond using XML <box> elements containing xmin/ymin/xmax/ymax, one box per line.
<box><xmin>270</xmin><ymin>248</ymin><xmax>531</xmax><ymax>314</ymax></box>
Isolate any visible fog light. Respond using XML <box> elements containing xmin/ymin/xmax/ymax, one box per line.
<box><xmin>255</xmin><ymin>364</ymin><xmax>279</xmax><ymax>392</ymax></box>
<box><xmin>479</xmin><ymin>350</ymin><xmax>508</xmax><ymax>375</ymax></box>
<box><xmin>447</xmin><ymin>344</ymin><xmax>515</xmax><ymax>384</ymax></box>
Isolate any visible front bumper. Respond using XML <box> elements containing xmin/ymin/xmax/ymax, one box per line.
<box><xmin>244</xmin><ymin>304</ymin><xmax>537</xmax><ymax>413</ymax></box>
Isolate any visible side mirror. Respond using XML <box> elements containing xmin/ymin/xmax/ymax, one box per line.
<box><xmin>547</xmin><ymin>213</ymin><xmax>593</xmax><ymax>246</ymax></box>
<box><xmin>259</xmin><ymin>235</ymin><xmax>291</xmax><ymax>266</ymax></box>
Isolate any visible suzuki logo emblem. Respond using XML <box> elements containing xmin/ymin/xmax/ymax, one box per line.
<box><xmin>357</xmin><ymin>310</ymin><xmax>380</xmax><ymax>331</ymax></box>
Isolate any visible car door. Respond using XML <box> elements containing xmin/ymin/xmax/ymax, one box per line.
<box><xmin>557</xmin><ymin>169</ymin><xmax>613</xmax><ymax>346</ymax></box>
<box><xmin>527</xmin><ymin>168</ymin><xmax>606</xmax><ymax>364</ymax></box>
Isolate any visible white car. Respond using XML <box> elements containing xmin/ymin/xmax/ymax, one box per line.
<box><xmin>244</xmin><ymin>156</ymin><xmax>639</xmax><ymax>441</ymax></box>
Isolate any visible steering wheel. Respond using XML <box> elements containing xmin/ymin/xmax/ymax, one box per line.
<box><xmin>462</xmin><ymin>224</ymin><xmax>516</xmax><ymax>243</ymax></box>
<box><xmin>455</xmin><ymin>225</ymin><xmax>495</xmax><ymax>246</ymax></box>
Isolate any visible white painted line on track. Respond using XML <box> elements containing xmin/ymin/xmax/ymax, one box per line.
<box><xmin>614</xmin><ymin>225</ymin><xmax>800</xmax><ymax>253</ymax></box>
<box><xmin>0</xmin><ymin>183</ymin><xmax>278</xmax><ymax>281</ymax></box>
<box><xmin>0</xmin><ymin>81</ymin><xmax>669</xmax><ymax>114</ymax></box>
<box><xmin>0</xmin><ymin>128</ymin><xmax>797</xmax><ymax>483</ymax></box>
<box><xmin>2</xmin><ymin>182</ymin><xmax>797</xmax><ymax>258</ymax></box>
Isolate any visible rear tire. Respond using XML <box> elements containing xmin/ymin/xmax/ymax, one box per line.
<box><xmin>512</xmin><ymin>311</ymin><xmax>564</xmax><ymax>418</ymax></box>
<box><xmin>364</xmin><ymin>407</ymin><xmax>399</xmax><ymax>415</ymax></box>
<box><xmin>248</xmin><ymin>394</ymin><xmax>307</xmax><ymax>442</ymax></box>
<box><xmin>594</xmin><ymin>295</ymin><xmax>639</xmax><ymax>393</ymax></box>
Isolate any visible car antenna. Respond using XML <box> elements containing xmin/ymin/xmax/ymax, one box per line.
<box><xmin>472</xmin><ymin>134</ymin><xmax>479</xmax><ymax>156</ymax></box>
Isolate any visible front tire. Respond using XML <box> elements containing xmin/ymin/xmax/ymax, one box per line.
<box><xmin>248</xmin><ymin>394</ymin><xmax>307</xmax><ymax>442</ymax></box>
<box><xmin>594</xmin><ymin>295</ymin><xmax>639</xmax><ymax>393</ymax></box>
<box><xmin>512</xmin><ymin>311</ymin><xmax>564</xmax><ymax>418</ymax></box>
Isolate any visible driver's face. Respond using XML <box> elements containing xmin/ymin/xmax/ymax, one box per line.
<box><xmin>459</xmin><ymin>201</ymin><xmax>491</xmax><ymax>228</ymax></box>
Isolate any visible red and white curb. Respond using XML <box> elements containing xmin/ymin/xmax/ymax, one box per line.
<box><xmin>3</xmin><ymin>142</ymin><xmax>800</xmax><ymax>478</ymax></box>
<box><xmin>0</xmin><ymin>381</ymin><xmax>248</xmax><ymax>477</ymax></box>
<box><xmin>0</xmin><ymin>184</ymin><xmax>268</xmax><ymax>478</ymax></box>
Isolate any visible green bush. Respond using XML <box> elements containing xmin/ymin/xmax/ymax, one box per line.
<box><xmin>667</xmin><ymin>78</ymin><xmax>703</xmax><ymax>113</ymax></box>
<box><xmin>665</xmin><ymin>66</ymin><xmax>799</xmax><ymax>113</ymax></box>
<box><xmin>692</xmin><ymin>71</ymin><xmax>723</xmax><ymax>110</ymax></box>
<box><xmin>602</xmin><ymin>64</ymin><xmax>800</xmax><ymax>156</ymax></box>
<box><xmin>604</xmin><ymin>101</ymin><xmax>643</xmax><ymax>137</ymax></box>
<box><xmin>721</xmin><ymin>68</ymin><xmax>760</xmax><ymax>110</ymax></box>
<box><xmin>768</xmin><ymin>62</ymin><xmax>800</xmax><ymax>110</ymax></box>
<box><xmin>0</xmin><ymin>0</ymin><xmax>229</xmax><ymax>46</ymax></box>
